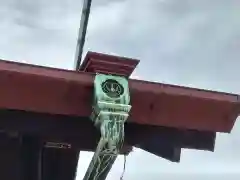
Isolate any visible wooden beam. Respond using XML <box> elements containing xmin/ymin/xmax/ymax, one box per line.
<box><xmin>0</xmin><ymin>110</ymin><xmax>216</xmax><ymax>158</ymax></box>
<box><xmin>0</xmin><ymin>60</ymin><xmax>238</xmax><ymax>132</ymax></box>
<box><xmin>126</xmin><ymin>123</ymin><xmax>215</xmax><ymax>162</ymax></box>
<box><xmin>0</xmin><ymin>110</ymin><xmax>130</xmax><ymax>154</ymax></box>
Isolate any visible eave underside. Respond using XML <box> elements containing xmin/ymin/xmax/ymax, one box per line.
<box><xmin>0</xmin><ymin>110</ymin><xmax>216</xmax><ymax>180</ymax></box>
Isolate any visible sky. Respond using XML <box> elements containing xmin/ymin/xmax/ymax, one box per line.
<box><xmin>0</xmin><ymin>0</ymin><xmax>240</xmax><ymax>179</ymax></box>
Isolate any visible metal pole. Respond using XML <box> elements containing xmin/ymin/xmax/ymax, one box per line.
<box><xmin>74</xmin><ymin>0</ymin><xmax>92</xmax><ymax>70</ymax></box>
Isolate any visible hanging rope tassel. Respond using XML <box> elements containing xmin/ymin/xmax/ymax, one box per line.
<box><xmin>120</xmin><ymin>155</ymin><xmax>127</xmax><ymax>180</ymax></box>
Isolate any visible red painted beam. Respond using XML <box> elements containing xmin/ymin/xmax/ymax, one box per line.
<box><xmin>0</xmin><ymin>59</ymin><xmax>239</xmax><ymax>132</ymax></box>
<box><xmin>80</xmin><ymin>51</ymin><xmax>139</xmax><ymax>77</ymax></box>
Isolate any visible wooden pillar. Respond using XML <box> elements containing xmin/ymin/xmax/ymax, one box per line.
<box><xmin>20</xmin><ymin>135</ymin><xmax>42</xmax><ymax>180</ymax></box>
<box><xmin>42</xmin><ymin>147</ymin><xmax>79</xmax><ymax>180</ymax></box>
<box><xmin>0</xmin><ymin>132</ymin><xmax>22</xmax><ymax>180</ymax></box>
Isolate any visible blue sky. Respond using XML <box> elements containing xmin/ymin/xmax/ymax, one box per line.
<box><xmin>0</xmin><ymin>0</ymin><xmax>239</xmax><ymax>179</ymax></box>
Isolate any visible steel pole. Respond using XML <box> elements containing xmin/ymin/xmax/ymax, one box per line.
<box><xmin>74</xmin><ymin>0</ymin><xmax>92</xmax><ymax>70</ymax></box>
